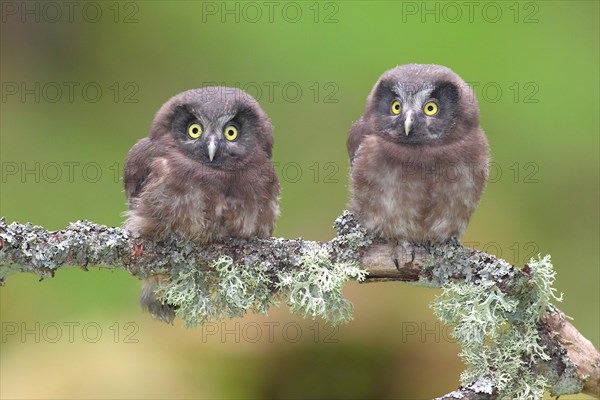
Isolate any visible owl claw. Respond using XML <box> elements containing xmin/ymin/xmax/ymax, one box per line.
<box><xmin>392</xmin><ymin>239</ymin><xmax>415</xmax><ymax>269</ymax></box>
<box><xmin>421</xmin><ymin>241</ymin><xmax>434</xmax><ymax>254</ymax></box>
<box><xmin>449</xmin><ymin>237</ymin><xmax>461</xmax><ymax>247</ymax></box>
<box><xmin>393</xmin><ymin>246</ymin><xmax>416</xmax><ymax>268</ymax></box>
<box><xmin>392</xmin><ymin>239</ymin><xmax>401</xmax><ymax>270</ymax></box>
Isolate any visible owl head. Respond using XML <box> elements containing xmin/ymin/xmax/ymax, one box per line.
<box><xmin>149</xmin><ymin>87</ymin><xmax>273</xmax><ymax>169</ymax></box>
<box><xmin>363</xmin><ymin>64</ymin><xmax>480</xmax><ymax>145</ymax></box>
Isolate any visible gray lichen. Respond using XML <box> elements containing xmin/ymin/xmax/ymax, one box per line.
<box><xmin>431</xmin><ymin>255</ymin><xmax>563</xmax><ymax>399</ymax></box>
<box><xmin>277</xmin><ymin>244</ymin><xmax>367</xmax><ymax>324</ymax></box>
<box><xmin>466</xmin><ymin>377</ymin><xmax>494</xmax><ymax>394</ymax></box>
<box><xmin>330</xmin><ymin>210</ymin><xmax>375</xmax><ymax>262</ymax></box>
<box><xmin>419</xmin><ymin>241</ymin><xmax>477</xmax><ymax>287</ymax></box>
<box><xmin>155</xmin><ymin>247</ymin><xmax>367</xmax><ymax>328</ymax></box>
<box><xmin>0</xmin><ymin>218</ymin><xmax>128</xmax><ymax>284</ymax></box>
<box><xmin>155</xmin><ymin>256</ymin><xmax>278</xmax><ymax>328</ymax></box>
<box><xmin>152</xmin><ymin>213</ymin><xmax>371</xmax><ymax>328</ymax></box>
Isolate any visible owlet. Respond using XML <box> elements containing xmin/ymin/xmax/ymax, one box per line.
<box><xmin>348</xmin><ymin>64</ymin><xmax>489</xmax><ymax>244</ymax></box>
<box><xmin>124</xmin><ymin>87</ymin><xmax>280</xmax><ymax>323</ymax></box>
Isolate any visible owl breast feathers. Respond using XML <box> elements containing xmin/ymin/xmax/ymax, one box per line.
<box><xmin>348</xmin><ymin>64</ymin><xmax>489</xmax><ymax>243</ymax></box>
<box><xmin>123</xmin><ymin>87</ymin><xmax>279</xmax><ymax>322</ymax></box>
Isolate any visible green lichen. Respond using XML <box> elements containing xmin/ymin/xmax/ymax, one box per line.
<box><xmin>431</xmin><ymin>254</ymin><xmax>563</xmax><ymax>400</ymax></box>
<box><xmin>155</xmin><ymin>243</ymin><xmax>367</xmax><ymax>328</ymax></box>
<box><xmin>156</xmin><ymin>256</ymin><xmax>277</xmax><ymax>328</ymax></box>
<box><xmin>276</xmin><ymin>245</ymin><xmax>367</xmax><ymax>325</ymax></box>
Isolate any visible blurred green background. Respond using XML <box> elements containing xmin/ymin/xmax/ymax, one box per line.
<box><xmin>1</xmin><ymin>1</ymin><xmax>598</xmax><ymax>399</ymax></box>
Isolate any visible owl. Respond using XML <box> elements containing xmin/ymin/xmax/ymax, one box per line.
<box><xmin>124</xmin><ymin>87</ymin><xmax>280</xmax><ymax>323</ymax></box>
<box><xmin>348</xmin><ymin>64</ymin><xmax>489</xmax><ymax>244</ymax></box>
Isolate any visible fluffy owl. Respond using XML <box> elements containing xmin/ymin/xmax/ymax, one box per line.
<box><xmin>124</xmin><ymin>87</ymin><xmax>280</xmax><ymax>323</ymax></box>
<box><xmin>348</xmin><ymin>64</ymin><xmax>489</xmax><ymax>244</ymax></box>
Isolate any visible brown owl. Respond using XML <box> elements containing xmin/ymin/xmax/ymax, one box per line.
<box><xmin>124</xmin><ymin>87</ymin><xmax>280</xmax><ymax>323</ymax></box>
<box><xmin>348</xmin><ymin>64</ymin><xmax>489</xmax><ymax>244</ymax></box>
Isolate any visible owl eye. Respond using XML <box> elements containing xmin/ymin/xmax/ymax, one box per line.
<box><xmin>391</xmin><ymin>100</ymin><xmax>402</xmax><ymax>115</ymax></box>
<box><xmin>224</xmin><ymin>125</ymin><xmax>239</xmax><ymax>141</ymax></box>
<box><xmin>188</xmin><ymin>123</ymin><xmax>203</xmax><ymax>139</ymax></box>
<box><xmin>423</xmin><ymin>101</ymin><xmax>439</xmax><ymax>116</ymax></box>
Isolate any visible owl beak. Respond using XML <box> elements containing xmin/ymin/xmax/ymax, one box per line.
<box><xmin>207</xmin><ymin>137</ymin><xmax>218</xmax><ymax>162</ymax></box>
<box><xmin>404</xmin><ymin>112</ymin><xmax>414</xmax><ymax>136</ymax></box>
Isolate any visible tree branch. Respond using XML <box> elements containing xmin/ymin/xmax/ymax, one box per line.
<box><xmin>0</xmin><ymin>213</ymin><xmax>598</xmax><ymax>398</ymax></box>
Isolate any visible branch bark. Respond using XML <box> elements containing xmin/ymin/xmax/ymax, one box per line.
<box><xmin>0</xmin><ymin>213</ymin><xmax>598</xmax><ymax>398</ymax></box>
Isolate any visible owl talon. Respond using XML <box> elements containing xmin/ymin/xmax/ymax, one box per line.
<box><xmin>449</xmin><ymin>237</ymin><xmax>461</xmax><ymax>247</ymax></box>
<box><xmin>392</xmin><ymin>239</ymin><xmax>404</xmax><ymax>269</ymax></box>
<box><xmin>427</xmin><ymin>241</ymin><xmax>435</xmax><ymax>253</ymax></box>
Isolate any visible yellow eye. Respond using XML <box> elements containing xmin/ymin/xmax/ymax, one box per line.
<box><xmin>391</xmin><ymin>100</ymin><xmax>402</xmax><ymax>115</ymax></box>
<box><xmin>224</xmin><ymin>125</ymin><xmax>238</xmax><ymax>141</ymax></box>
<box><xmin>423</xmin><ymin>101</ymin><xmax>438</xmax><ymax>116</ymax></box>
<box><xmin>188</xmin><ymin>123</ymin><xmax>202</xmax><ymax>139</ymax></box>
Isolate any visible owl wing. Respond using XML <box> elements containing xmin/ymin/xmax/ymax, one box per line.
<box><xmin>347</xmin><ymin>117</ymin><xmax>369</xmax><ymax>167</ymax></box>
<box><xmin>123</xmin><ymin>137</ymin><xmax>162</xmax><ymax>201</ymax></box>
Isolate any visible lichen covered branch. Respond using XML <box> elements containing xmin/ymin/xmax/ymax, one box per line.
<box><xmin>0</xmin><ymin>213</ymin><xmax>598</xmax><ymax>399</ymax></box>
